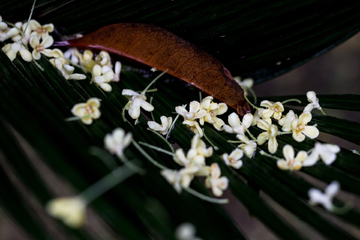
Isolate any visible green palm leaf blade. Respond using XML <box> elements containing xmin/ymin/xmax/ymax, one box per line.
<box><xmin>2</xmin><ymin>1</ymin><xmax>360</xmax><ymax>239</ymax></box>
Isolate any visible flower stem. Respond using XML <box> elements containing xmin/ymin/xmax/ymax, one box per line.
<box><xmin>244</xmin><ymin>93</ymin><xmax>259</xmax><ymax>110</ymax></box>
<box><xmin>281</xmin><ymin>99</ymin><xmax>301</xmax><ymax>105</ymax></box>
<box><xmin>118</xmin><ymin>154</ymin><xmax>145</xmax><ymax>175</ymax></box>
<box><xmin>352</xmin><ymin>150</ymin><xmax>360</xmax><ymax>156</ymax></box>
<box><xmin>65</xmin><ymin>116</ymin><xmax>82</xmax><ymax>121</ymax></box>
<box><xmin>246</xmin><ymin>87</ymin><xmax>257</xmax><ymax>104</ymax></box>
<box><xmin>166</xmin><ymin>111</ymin><xmax>182</xmax><ymax>140</ymax></box>
<box><xmin>20</xmin><ymin>0</ymin><xmax>37</xmax><ymax>43</ymax></box>
<box><xmin>122</xmin><ymin>102</ymin><xmax>131</xmax><ymax>123</ymax></box>
<box><xmin>141</xmin><ymin>69</ymin><xmax>168</xmax><ymax>95</ymax></box>
<box><xmin>277</xmin><ymin>131</ymin><xmax>292</xmax><ymax>136</ymax></box>
<box><xmin>139</xmin><ymin>141</ymin><xmax>175</xmax><ymax>156</ymax></box>
<box><xmin>245</xmin><ymin>128</ymin><xmax>257</xmax><ymax>141</ymax></box>
<box><xmin>184</xmin><ymin>188</ymin><xmax>228</xmax><ymax>204</ymax></box>
<box><xmin>259</xmin><ymin>150</ymin><xmax>280</xmax><ymax>160</ymax></box>
<box><xmin>227</xmin><ymin>140</ymin><xmax>242</xmax><ymax>144</ymax></box>
<box><xmin>203</xmin><ymin>130</ymin><xmax>219</xmax><ymax>151</ymax></box>
<box><xmin>79</xmin><ymin>163</ymin><xmax>137</xmax><ymax>204</ymax></box>
<box><xmin>319</xmin><ymin>108</ymin><xmax>326</xmax><ymax>115</ymax></box>
<box><xmin>132</xmin><ymin>140</ymin><xmax>168</xmax><ymax>170</ymax></box>
<box><xmin>88</xmin><ymin>147</ymin><xmax>119</xmax><ymax>171</ymax></box>
<box><xmin>147</xmin><ymin>128</ymin><xmax>175</xmax><ymax>153</ymax></box>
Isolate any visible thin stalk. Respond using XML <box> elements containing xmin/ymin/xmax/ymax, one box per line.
<box><xmin>141</xmin><ymin>70</ymin><xmax>168</xmax><ymax>95</ymax></box>
<box><xmin>20</xmin><ymin>0</ymin><xmax>37</xmax><ymax>43</ymax></box>
<box><xmin>203</xmin><ymin>130</ymin><xmax>219</xmax><ymax>151</ymax></box>
<box><xmin>118</xmin><ymin>154</ymin><xmax>145</xmax><ymax>175</ymax></box>
<box><xmin>166</xmin><ymin>112</ymin><xmax>182</xmax><ymax>140</ymax></box>
<box><xmin>88</xmin><ymin>147</ymin><xmax>119</xmax><ymax>171</ymax></box>
<box><xmin>132</xmin><ymin>140</ymin><xmax>168</xmax><ymax>170</ymax></box>
<box><xmin>79</xmin><ymin>163</ymin><xmax>137</xmax><ymax>204</ymax></box>
<box><xmin>244</xmin><ymin>93</ymin><xmax>258</xmax><ymax>110</ymax></box>
<box><xmin>184</xmin><ymin>188</ymin><xmax>228</xmax><ymax>204</ymax></box>
<box><xmin>147</xmin><ymin>128</ymin><xmax>175</xmax><ymax>153</ymax></box>
<box><xmin>139</xmin><ymin>141</ymin><xmax>175</xmax><ymax>156</ymax></box>
<box><xmin>281</xmin><ymin>99</ymin><xmax>301</xmax><ymax>105</ymax></box>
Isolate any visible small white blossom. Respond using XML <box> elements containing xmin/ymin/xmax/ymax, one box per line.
<box><xmin>112</xmin><ymin>61</ymin><xmax>121</xmax><ymax>82</ymax></box>
<box><xmin>183</xmin><ymin>121</ymin><xmax>203</xmax><ymax>137</ymax></box>
<box><xmin>199</xmin><ymin>96</ymin><xmax>227</xmax><ymax>130</ymax></box>
<box><xmin>260</xmin><ymin>100</ymin><xmax>284</xmax><ymax>120</ymax></box>
<box><xmin>303</xmin><ymin>142</ymin><xmax>340</xmax><ymax>167</ymax></box>
<box><xmin>2</xmin><ymin>42</ymin><xmax>32</xmax><ymax>62</ymax></box>
<box><xmin>122</xmin><ymin>89</ymin><xmax>154</xmax><ymax>119</ymax></box>
<box><xmin>205</xmin><ymin>163</ymin><xmax>229</xmax><ymax>197</ymax></box>
<box><xmin>0</xmin><ymin>16</ymin><xmax>8</xmax><ymax>41</ymax></box>
<box><xmin>175</xmin><ymin>223</ymin><xmax>202</xmax><ymax>240</ymax></box>
<box><xmin>176</xmin><ymin>101</ymin><xmax>207</xmax><ymax>121</ymax></box>
<box><xmin>191</xmin><ymin>134</ymin><xmax>213</xmax><ymax>158</ymax></box>
<box><xmin>95</xmin><ymin>50</ymin><xmax>112</xmax><ymax>67</ymax></box>
<box><xmin>222</xmin><ymin>148</ymin><xmax>243</xmax><ymax>169</ymax></box>
<box><xmin>308</xmin><ymin>181</ymin><xmax>340</xmax><ymax>211</ymax></box>
<box><xmin>257</xmin><ymin>119</ymin><xmax>278</xmax><ymax>154</ymax></box>
<box><xmin>278</xmin><ymin>110</ymin><xmax>296</xmax><ymax>132</ymax></box>
<box><xmin>104</xmin><ymin>128</ymin><xmax>132</xmax><ymax>156</ymax></box>
<box><xmin>234</xmin><ymin>77</ymin><xmax>254</xmax><ymax>90</ymax></box>
<box><xmin>291</xmin><ymin>112</ymin><xmax>319</xmax><ymax>142</ymax></box>
<box><xmin>277</xmin><ymin>145</ymin><xmax>307</xmax><ymax>171</ymax></box>
<box><xmin>71</xmin><ymin>98</ymin><xmax>101</xmax><ymax>125</ymax></box>
<box><xmin>29</xmin><ymin>20</ymin><xmax>54</xmax><ymax>40</ymax></box>
<box><xmin>29</xmin><ymin>35</ymin><xmax>54</xmax><ymax>60</ymax></box>
<box><xmin>161</xmin><ymin>166</ymin><xmax>199</xmax><ymax>193</ymax></box>
<box><xmin>64</xmin><ymin>48</ymin><xmax>80</xmax><ymax>64</ymax></box>
<box><xmin>92</xmin><ymin>64</ymin><xmax>113</xmax><ymax>92</ymax></box>
<box><xmin>236</xmin><ymin>134</ymin><xmax>257</xmax><ymax>158</ymax></box>
<box><xmin>50</xmin><ymin>58</ymin><xmax>86</xmax><ymax>80</ymax></box>
<box><xmin>75</xmin><ymin>49</ymin><xmax>96</xmax><ymax>71</ymax></box>
<box><xmin>223</xmin><ymin>112</ymin><xmax>253</xmax><ymax>134</ymax></box>
<box><xmin>46</xmin><ymin>197</ymin><xmax>87</xmax><ymax>228</ymax></box>
<box><xmin>304</xmin><ymin>91</ymin><xmax>322</xmax><ymax>112</ymax></box>
<box><xmin>147</xmin><ymin>116</ymin><xmax>173</xmax><ymax>135</ymax></box>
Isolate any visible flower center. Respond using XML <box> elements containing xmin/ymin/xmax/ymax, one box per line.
<box><xmin>229</xmin><ymin>157</ymin><xmax>236</xmax><ymax>164</ymax></box>
<box><xmin>36</xmin><ymin>45</ymin><xmax>45</xmax><ymax>52</ymax></box>
<box><xmin>85</xmin><ymin>105</ymin><xmax>94</xmax><ymax>114</ymax></box>
<box><xmin>36</xmin><ymin>27</ymin><xmax>47</xmax><ymax>33</ymax></box>
<box><xmin>296</xmin><ymin>124</ymin><xmax>305</xmax><ymax>131</ymax></box>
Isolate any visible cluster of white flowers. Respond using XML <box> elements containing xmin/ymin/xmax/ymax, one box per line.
<box><xmin>161</xmin><ymin>134</ymin><xmax>228</xmax><ymax>197</ymax></box>
<box><xmin>175</xmin><ymin>96</ymin><xmax>227</xmax><ymax>137</ymax></box>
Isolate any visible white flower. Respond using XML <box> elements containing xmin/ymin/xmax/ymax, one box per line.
<box><xmin>122</xmin><ymin>89</ymin><xmax>154</xmax><ymax>119</ymax></box>
<box><xmin>222</xmin><ymin>148</ymin><xmax>243</xmax><ymax>169</ymax></box>
<box><xmin>2</xmin><ymin>42</ymin><xmax>32</xmax><ymax>62</ymax></box>
<box><xmin>277</xmin><ymin>145</ymin><xmax>307</xmax><ymax>171</ymax></box>
<box><xmin>46</xmin><ymin>197</ymin><xmax>87</xmax><ymax>228</ymax></box>
<box><xmin>234</xmin><ymin>77</ymin><xmax>254</xmax><ymax>90</ymax></box>
<box><xmin>51</xmin><ymin>58</ymin><xmax>86</xmax><ymax>80</ymax></box>
<box><xmin>223</xmin><ymin>112</ymin><xmax>253</xmax><ymax>134</ymax></box>
<box><xmin>190</xmin><ymin>134</ymin><xmax>213</xmax><ymax>158</ymax></box>
<box><xmin>161</xmin><ymin>166</ymin><xmax>199</xmax><ymax>193</ymax></box>
<box><xmin>304</xmin><ymin>91</ymin><xmax>322</xmax><ymax>112</ymax></box>
<box><xmin>175</xmin><ymin>223</ymin><xmax>202</xmax><ymax>240</ymax></box>
<box><xmin>71</xmin><ymin>98</ymin><xmax>101</xmax><ymax>125</ymax></box>
<box><xmin>0</xmin><ymin>16</ymin><xmax>8</xmax><ymax>41</ymax></box>
<box><xmin>112</xmin><ymin>61</ymin><xmax>121</xmax><ymax>82</ymax></box>
<box><xmin>205</xmin><ymin>163</ymin><xmax>229</xmax><ymax>197</ymax></box>
<box><xmin>260</xmin><ymin>100</ymin><xmax>285</xmax><ymax>120</ymax></box>
<box><xmin>75</xmin><ymin>49</ymin><xmax>96</xmax><ymax>71</ymax></box>
<box><xmin>176</xmin><ymin>101</ymin><xmax>207</xmax><ymax>121</ymax></box>
<box><xmin>182</xmin><ymin>120</ymin><xmax>204</xmax><ymax>138</ymax></box>
<box><xmin>95</xmin><ymin>50</ymin><xmax>112</xmax><ymax>67</ymax></box>
<box><xmin>147</xmin><ymin>116</ymin><xmax>173</xmax><ymax>135</ymax></box>
<box><xmin>308</xmin><ymin>181</ymin><xmax>340</xmax><ymax>210</ymax></box>
<box><xmin>92</xmin><ymin>64</ymin><xmax>113</xmax><ymax>92</ymax></box>
<box><xmin>291</xmin><ymin>112</ymin><xmax>319</xmax><ymax>142</ymax></box>
<box><xmin>104</xmin><ymin>128</ymin><xmax>132</xmax><ymax>156</ymax></box>
<box><xmin>29</xmin><ymin>35</ymin><xmax>54</xmax><ymax>60</ymax></box>
<box><xmin>199</xmin><ymin>96</ymin><xmax>227</xmax><ymax>130</ymax></box>
<box><xmin>29</xmin><ymin>20</ymin><xmax>54</xmax><ymax>40</ymax></box>
<box><xmin>303</xmin><ymin>142</ymin><xmax>340</xmax><ymax>167</ymax></box>
<box><xmin>64</xmin><ymin>48</ymin><xmax>80</xmax><ymax>64</ymax></box>
<box><xmin>257</xmin><ymin>119</ymin><xmax>278</xmax><ymax>154</ymax></box>
<box><xmin>278</xmin><ymin>110</ymin><xmax>296</xmax><ymax>132</ymax></box>
<box><xmin>173</xmin><ymin>148</ymin><xmax>206</xmax><ymax>169</ymax></box>
<box><xmin>236</xmin><ymin>134</ymin><xmax>257</xmax><ymax>158</ymax></box>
